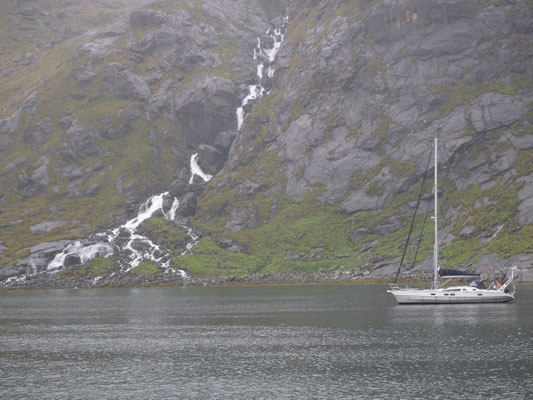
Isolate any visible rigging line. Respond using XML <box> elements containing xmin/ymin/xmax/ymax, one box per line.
<box><xmin>394</xmin><ymin>146</ymin><xmax>434</xmax><ymax>284</ymax></box>
<box><xmin>410</xmin><ymin>191</ymin><xmax>432</xmax><ymax>270</ymax></box>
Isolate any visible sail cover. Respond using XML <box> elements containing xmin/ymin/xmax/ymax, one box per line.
<box><xmin>439</xmin><ymin>268</ymin><xmax>480</xmax><ymax>277</ymax></box>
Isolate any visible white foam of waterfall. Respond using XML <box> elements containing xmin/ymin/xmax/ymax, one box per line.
<box><xmin>180</xmin><ymin>226</ymin><xmax>200</xmax><ymax>256</ymax></box>
<box><xmin>47</xmin><ymin>242</ymin><xmax>114</xmax><ymax>272</ymax></box>
<box><xmin>40</xmin><ymin>190</ymin><xmax>185</xmax><ymax>280</ymax></box>
<box><xmin>189</xmin><ymin>153</ymin><xmax>213</xmax><ymax>184</ymax></box>
<box><xmin>168</xmin><ymin>198</ymin><xmax>179</xmax><ymax>221</ymax></box>
<box><xmin>236</xmin><ymin>18</ymin><xmax>287</xmax><ymax>131</ymax></box>
<box><xmin>237</xmin><ymin>84</ymin><xmax>265</xmax><ymax>130</ymax></box>
<box><xmin>105</xmin><ymin>191</ymin><xmax>185</xmax><ymax>274</ymax></box>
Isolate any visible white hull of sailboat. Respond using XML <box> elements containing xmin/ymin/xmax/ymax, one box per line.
<box><xmin>388</xmin><ymin>288</ymin><xmax>514</xmax><ymax>304</ymax></box>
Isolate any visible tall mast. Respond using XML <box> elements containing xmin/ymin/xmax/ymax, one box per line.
<box><xmin>433</xmin><ymin>137</ymin><xmax>439</xmax><ymax>289</ymax></box>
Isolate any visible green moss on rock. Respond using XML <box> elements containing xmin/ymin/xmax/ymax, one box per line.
<box><xmin>130</xmin><ymin>261</ymin><xmax>159</xmax><ymax>277</ymax></box>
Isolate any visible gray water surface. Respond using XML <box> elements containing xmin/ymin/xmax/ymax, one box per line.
<box><xmin>1</xmin><ymin>284</ymin><xmax>532</xmax><ymax>399</ymax></box>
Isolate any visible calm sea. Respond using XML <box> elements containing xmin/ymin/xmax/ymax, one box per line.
<box><xmin>1</xmin><ymin>284</ymin><xmax>532</xmax><ymax>399</ymax></box>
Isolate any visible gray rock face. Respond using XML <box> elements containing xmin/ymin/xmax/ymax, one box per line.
<box><xmin>197</xmin><ymin>144</ymin><xmax>226</xmax><ymax>174</ymax></box>
<box><xmin>468</xmin><ymin>92</ymin><xmax>527</xmax><ymax>133</ymax></box>
<box><xmin>103</xmin><ymin>63</ymin><xmax>150</xmax><ymax>101</ymax></box>
<box><xmin>195</xmin><ymin>0</ymin><xmax>533</xmax><ymax>277</ymax></box>
<box><xmin>18</xmin><ymin>156</ymin><xmax>50</xmax><ymax>197</ymax></box>
<box><xmin>174</xmin><ymin>76</ymin><xmax>238</xmax><ymax>145</ymax></box>
<box><xmin>22</xmin><ymin>118</ymin><xmax>51</xmax><ymax>145</ymax></box>
<box><xmin>0</xmin><ymin>109</ymin><xmax>22</xmax><ymax>136</ymax></box>
<box><xmin>30</xmin><ymin>220</ymin><xmax>65</xmax><ymax>233</ymax></box>
<box><xmin>66</xmin><ymin>120</ymin><xmax>101</xmax><ymax>158</ymax></box>
<box><xmin>129</xmin><ymin>9</ymin><xmax>167</xmax><ymax>27</ymax></box>
<box><xmin>98</xmin><ymin>115</ymin><xmax>133</xmax><ymax>140</ymax></box>
<box><xmin>176</xmin><ymin>192</ymin><xmax>197</xmax><ymax>218</ymax></box>
<box><xmin>225</xmin><ymin>207</ymin><xmax>259</xmax><ymax>233</ymax></box>
<box><xmin>74</xmin><ymin>63</ymin><xmax>96</xmax><ymax>86</ymax></box>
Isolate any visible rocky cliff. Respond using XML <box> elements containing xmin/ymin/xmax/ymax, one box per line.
<box><xmin>1</xmin><ymin>0</ymin><xmax>532</xmax><ymax>287</ymax></box>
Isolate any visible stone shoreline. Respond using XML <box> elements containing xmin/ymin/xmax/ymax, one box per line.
<box><xmin>2</xmin><ymin>269</ymin><xmax>532</xmax><ymax>291</ymax></box>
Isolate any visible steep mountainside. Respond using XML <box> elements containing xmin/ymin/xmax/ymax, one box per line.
<box><xmin>1</xmin><ymin>0</ymin><xmax>532</xmax><ymax>287</ymax></box>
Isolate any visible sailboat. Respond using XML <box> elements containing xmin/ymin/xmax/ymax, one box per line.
<box><xmin>388</xmin><ymin>138</ymin><xmax>517</xmax><ymax>304</ymax></box>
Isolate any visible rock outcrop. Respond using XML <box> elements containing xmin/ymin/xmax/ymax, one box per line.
<box><xmin>1</xmin><ymin>0</ymin><xmax>532</xmax><ymax>287</ymax></box>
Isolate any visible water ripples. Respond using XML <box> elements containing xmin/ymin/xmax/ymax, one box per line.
<box><xmin>1</xmin><ymin>284</ymin><xmax>532</xmax><ymax>399</ymax></box>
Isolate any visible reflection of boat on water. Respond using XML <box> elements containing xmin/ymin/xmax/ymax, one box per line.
<box><xmin>388</xmin><ymin>138</ymin><xmax>517</xmax><ymax>305</ymax></box>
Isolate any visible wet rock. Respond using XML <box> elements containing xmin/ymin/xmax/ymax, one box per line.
<box><xmin>0</xmin><ymin>266</ymin><xmax>25</xmax><ymax>280</ymax></box>
<box><xmin>213</xmin><ymin>131</ymin><xmax>237</xmax><ymax>152</ymax></box>
<box><xmin>176</xmin><ymin>192</ymin><xmax>197</xmax><ymax>217</ymax></box>
<box><xmin>198</xmin><ymin>144</ymin><xmax>226</xmax><ymax>173</ymax></box>
<box><xmin>174</xmin><ymin>76</ymin><xmax>237</xmax><ymax>145</ymax></box>
<box><xmin>169</xmin><ymin>177</ymin><xmax>190</xmax><ymax>198</ymax></box>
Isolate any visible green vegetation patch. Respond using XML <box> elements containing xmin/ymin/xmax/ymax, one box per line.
<box><xmin>130</xmin><ymin>261</ymin><xmax>159</xmax><ymax>277</ymax></box>
<box><xmin>137</xmin><ymin>217</ymin><xmax>190</xmax><ymax>250</ymax></box>
<box><xmin>174</xmin><ymin>237</ymin><xmax>265</xmax><ymax>277</ymax></box>
<box><xmin>87</xmin><ymin>257</ymin><xmax>117</xmax><ymax>276</ymax></box>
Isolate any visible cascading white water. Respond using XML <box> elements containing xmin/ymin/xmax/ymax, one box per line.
<box><xmin>236</xmin><ymin>19</ymin><xmax>288</xmax><ymax>131</ymax></box>
<box><xmin>47</xmin><ymin>242</ymin><xmax>114</xmax><ymax>272</ymax></box>
<box><xmin>38</xmin><ymin>153</ymin><xmax>215</xmax><ymax>281</ymax></box>
<box><xmin>4</xmin><ymin>17</ymin><xmax>290</xmax><ymax>287</ymax></box>
<box><xmin>189</xmin><ymin>153</ymin><xmax>213</xmax><ymax>184</ymax></box>
<box><xmin>42</xmin><ymin>191</ymin><xmax>184</xmax><ymax>280</ymax></box>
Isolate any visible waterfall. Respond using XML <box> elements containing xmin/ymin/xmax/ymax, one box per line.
<box><xmin>189</xmin><ymin>153</ymin><xmax>213</xmax><ymax>184</ymax></box>
<box><xmin>2</xmin><ymin>16</ymin><xmax>290</xmax><ymax>287</ymax></box>
<box><xmin>236</xmin><ymin>18</ymin><xmax>288</xmax><ymax>131</ymax></box>
<box><xmin>37</xmin><ymin>152</ymin><xmax>216</xmax><ymax>281</ymax></box>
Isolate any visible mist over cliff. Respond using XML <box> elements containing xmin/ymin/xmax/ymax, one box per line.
<box><xmin>1</xmin><ymin>0</ymin><xmax>532</xmax><ymax>287</ymax></box>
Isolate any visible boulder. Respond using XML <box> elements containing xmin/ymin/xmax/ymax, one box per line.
<box><xmin>213</xmin><ymin>131</ymin><xmax>237</xmax><ymax>152</ymax></box>
<box><xmin>174</xmin><ymin>76</ymin><xmax>238</xmax><ymax>145</ymax></box>
<box><xmin>169</xmin><ymin>179</ymin><xmax>190</xmax><ymax>198</ymax></box>
<box><xmin>98</xmin><ymin>115</ymin><xmax>133</xmax><ymax>140</ymax></box>
<box><xmin>373</xmin><ymin>216</ymin><xmax>406</xmax><ymax>236</ymax></box>
<box><xmin>198</xmin><ymin>144</ymin><xmax>226</xmax><ymax>173</ymax></box>
<box><xmin>19</xmin><ymin>156</ymin><xmax>50</xmax><ymax>197</ymax></box>
<box><xmin>73</xmin><ymin>63</ymin><xmax>96</xmax><ymax>86</ymax></box>
<box><xmin>22</xmin><ymin>118</ymin><xmax>52</xmax><ymax>145</ymax></box>
<box><xmin>176</xmin><ymin>192</ymin><xmax>197</xmax><ymax>217</ymax></box>
<box><xmin>30</xmin><ymin>220</ymin><xmax>65</xmax><ymax>233</ymax></box>
<box><xmin>67</xmin><ymin>120</ymin><xmax>101</xmax><ymax>158</ymax></box>
<box><xmin>102</xmin><ymin>63</ymin><xmax>150</xmax><ymax>101</ymax></box>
